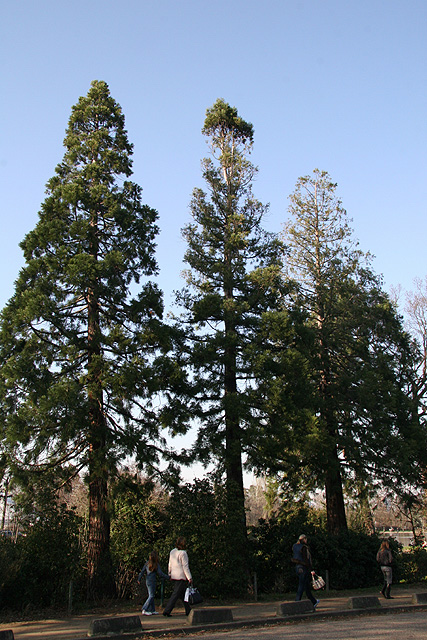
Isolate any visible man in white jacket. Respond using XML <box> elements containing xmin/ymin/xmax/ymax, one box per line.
<box><xmin>163</xmin><ymin>536</ymin><xmax>193</xmax><ymax>616</ymax></box>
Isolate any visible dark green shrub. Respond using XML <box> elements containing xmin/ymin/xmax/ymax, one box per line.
<box><xmin>0</xmin><ymin>502</ymin><xmax>83</xmax><ymax>610</ymax></box>
<box><xmin>248</xmin><ymin>507</ymin><xmax>391</xmax><ymax>594</ymax></box>
<box><xmin>110</xmin><ymin>475</ymin><xmax>168</xmax><ymax>599</ymax></box>
<box><xmin>398</xmin><ymin>546</ymin><xmax>427</xmax><ymax>583</ymax></box>
<box><xmin>309</xmin><ymin>530</ymin><xmax>384</xmax><ymax>589</ymax></box>
<box><xmin>163</xmin><ymin>477</ymin><xmax>248</xmax><ymax>598</ymax></box>
<box><xmin>248</xmin><ymin>499</ymin><xmax>324</xmax><ymax>593</ymax></box>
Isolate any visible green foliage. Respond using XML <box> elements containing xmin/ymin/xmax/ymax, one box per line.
<box><xmin>248</xmin><ymin>500</ymin><xmax>324</xmax><ymax>593</ymax></box>
<box><xmin>164</xmin><ymin>476</ymin><xmax>248</xmax><ymax>597</ymax></box>
<box><xmin>309</xmin><ymin>531</ymin><xmax>384</xmax><ymax>590</ymax></box>
<box><xmin>1</xmin><ymin>473</ymin><xmax>427</xmax><ymax>611</ymax></box>
<box><xmin>0</xmin><ymin>80</ymin><xmax>186</xmax><ymax>596</ymax></box>
<box><xmin>399</xmin><ymin>546</ymin><xmax>427</xmax><ymax>583</ymax></box>
<box><xmin>110</xmin><ymin>475</ymin><xmax>168</xmax><ymax>598</ymax></box>
<box><xmin>177</xmin><ymin>99</ymin><xmax>287</xmax><ymax>577</ymax></box>
<box><xmin>0</xmin><ymin>503</ymin><xmax>83</xmax><ymax>610</ymax></box>
<box><xmin>250</xmin><ymin>511</ymin><xmax>387</xmax><ymax>593</ymax></box>
<box><xmin>274</xmin><ymin>169</ymin><xmax>427</xmax><ymax>533</ymax></box>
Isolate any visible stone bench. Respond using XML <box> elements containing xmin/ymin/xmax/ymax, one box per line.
<box><xmin>347</xmin><ymin>596</ymin><xmax>381</xmax><ymax>610</ymax></box>
<box><xmin>0</xmin><ymin>631</ymin><xmax>14</xmax><ymax>640</ymax></box>
<box><xmin>88</xmin><ymin>614</ymin><xmax>142</xmax><ymax>636</ymax></box>
<box><xmin>411</xmin><ymin>593</ymin><xmax>427</xmax><ymax>604</ymax></box>
<box><xmin>187</xmin><ymin>608</ymin><xmax>233</xmax><ymax>625</ymax></box>
<box><xmin>277</xmin><ymin>600</ymin><xmax>314</xmax><ymax>616</ymax></box>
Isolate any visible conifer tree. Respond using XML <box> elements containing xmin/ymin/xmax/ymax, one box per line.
<box><xmin>280</xmin><ymin>169</ymin><xmax>427</xmax><ymax>533</ymax></box>
<box><xmin>177</xmin><ymin>100</ymin><xmax>283</xmax><ymax>588</ymax></box>
<box><xmin>0</xmin><ymin>81</ymin><xmax>178</xmax><ymax>597</ymax></box>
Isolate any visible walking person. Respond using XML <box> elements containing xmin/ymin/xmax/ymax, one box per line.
<box><xmin>377</xmin><ymin>539</ymin><xmax>393</xmax><ymax>599</ymax></box>
<box><xmin>138</xmin><ymin>550</ymin><xmax>169</xmax><ymax>615</ymax></box>
<box><xmin>163</xmin><ymin>536</ymin><xmax>193</xmax><ymax>617</ymax></box>
<box><xmin>292</xmin><ymin>534</ymin><xmax>319</xmax><ymax>609</ymax></box>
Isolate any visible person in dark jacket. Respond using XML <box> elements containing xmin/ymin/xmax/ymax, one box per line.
<box><xmin>376</xmin><ymin>540</ymin><xmax>393</xmax><ymax>599</ymax></box>
<box><xmin>292</xmin><ymin>534</ymin><xmax>319</xmax><ymax>608</ymax></box>
<box><xmin>138</xmin><ymin>550</ymin><xmax>169</xmax><ymax>615</ymax></box>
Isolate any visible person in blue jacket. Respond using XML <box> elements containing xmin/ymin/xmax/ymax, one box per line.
<box><xmin>138</xmin><ymin>550</ymin><xmax>169</xmax><ymax>615</ymax></box>
<box><xmin>291</xmin><ymin>534</ymin><xmax>319</xmax><ymax>609</ymax></box>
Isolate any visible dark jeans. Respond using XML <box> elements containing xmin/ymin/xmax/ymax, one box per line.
<box><xmin>295</xmin><ymin>566</ymin><xmax>317</xmax><ymax>605</ymax></box>
<box><xmin>163</xmin><ymin>579</ymin><xmax>191</xmax><ymax>615</ymax></box>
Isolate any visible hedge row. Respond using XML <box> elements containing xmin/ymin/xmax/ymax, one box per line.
<box><xmin>1</xmin><ymin>478</ymin><xmax>426</xmax><ymax>611</ymax></box>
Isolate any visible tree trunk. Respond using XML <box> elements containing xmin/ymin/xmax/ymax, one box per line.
<box><xmin>224</xmin><ymin>277</ymin><xmax>247</xmax><ymax>590</ymax></box>
<box><xmin>1</xmin><ymin>476</ymin><xmax>9</xmax><ymax>530</ymax></box>
<box><xmin>325</xmin><ymin>446</ymin><xmax>348</xmax><ymax>535</ymax></box>
<box><xmin>86</xmin><ymin>366</ymin><xmax>115</xmax><ymax>598</ymax></box>
<box><xmin>86</xmin><ymin>232</ymin><xmax>115</xmax><ymax>598</ymax></box>
<box><xmin>224</xmin><ymin>342</ymin><xmax>246</xmax><ymax>537</ymax></box>
<box><xmin>87</xmin><ymin>471</ymin><xmax>114</xmax><ymax>599</ymax></box>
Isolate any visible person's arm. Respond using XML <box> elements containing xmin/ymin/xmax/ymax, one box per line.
<box><xmin>180</xmin><ymin>550</ymin><xmax>192</xmax><ymax>582</ymax></box>
<box><xmin>137</xmin><ymin>562</ymin><xmax>147</xmax><ymax>583</ymax></box>
<box><xmin>302</xmin><ymin>546</ymin><xmax>313</xmax><ymax>572</ymax></box>
<box><xmin>157</xmin><ymin>564</ymin><xmax>169</xmax><ymax>580</ymax></box>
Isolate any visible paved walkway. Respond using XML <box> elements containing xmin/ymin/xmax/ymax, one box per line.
<box><xmin>0</xmin><ymin>589</ymin><xmax>426</xmax><ymax>640</ymax></box>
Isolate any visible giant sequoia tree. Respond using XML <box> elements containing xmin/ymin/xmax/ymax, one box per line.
<box><xmin>177</xmin><ymin>99</ymin><xmax>283</xmax><ymax>584</ymax></box>
<box><xmin>280</xmin><ymin>169</ymin><xmax>427</xmax><ymax>534</ymax></box>
<box><xmin>0</xmin><ymin>81</ymin><xmax>177</xmax><ymax>597</ymax></box>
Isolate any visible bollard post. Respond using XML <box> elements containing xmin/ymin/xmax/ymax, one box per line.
<box><xmin>68</xmin><ymin>580</ymin><xmax>73</xmax><ymax>615</ymax></box>
<box><xmin>253</xmin><ymin>571</ymin><xmax>258</xmax><ymax>601</ymax></box>
<box><xmin>160</xmin><ymin>578</ymin><xmax>164</xmax><ymax>606</ymax></box>
<box><xmin>325</xmin><ymin>570</ymin><xmax>329</xmax><ymax>594</ymax></box>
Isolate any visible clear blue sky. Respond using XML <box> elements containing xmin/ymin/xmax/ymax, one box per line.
<box><xmin>1</xmin><ymin>0</ymin><xmax>426</xmax><ymax>314</ymax></box>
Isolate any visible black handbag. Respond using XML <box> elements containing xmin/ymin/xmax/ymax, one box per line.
<box><xmin>187</xmin><ymin>586</ymin><xmax>203</xmax><ymax>605</ymax></box>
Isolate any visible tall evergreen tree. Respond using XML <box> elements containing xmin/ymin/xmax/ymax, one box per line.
<box><xmin>279</xmin><ymin>169</ymin><xmax>427</xmax><ymax>534</ymax></box>
<box><xmin>177</xmin><ymin>99</ymin><xmax>283</xmax><ymax>587</ymax></box>
<box><xmin>0</xmin><ymin>81</ymin><xmax>179</xmax><ymax>597</ymax></box>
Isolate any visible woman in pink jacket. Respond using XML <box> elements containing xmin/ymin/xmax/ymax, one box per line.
<box><xmin>162</xmin><ymin>536</ymin><xmax>193</xmax><ymax>617</ymax></box>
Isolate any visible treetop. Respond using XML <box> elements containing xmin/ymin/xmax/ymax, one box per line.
<box><xmin>202</xmin><ymin>98</ymin><xmax>254</xmax><ymax>144</ymax></box>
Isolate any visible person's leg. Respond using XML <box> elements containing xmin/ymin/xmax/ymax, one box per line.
<box><xmin>142</xmin><ymin>580</ymin><xmax>156</xmax><ymax>613</ymax></box>
<box><xmin>384</xmin><ymin>567</ymin><xmax>393</xmax><ymax>598</ymax></box>
<box><xmin>141</xmin><ymin>594</ymin><xmax>151</xmax><ymax>613</ymax></box>
<box><xmin>176</xmin><ymin>580</ymin><xmax>191</xmax><ymax>615</ymax></box>
<box><xmin>295</xmin><ymin>567</ymin><xmax>305</xmax><ymax>601</ymax></box>
<box><xmin>380</xmin><ymin>568</ymin><xmax>387</xmax><ymax>597</ymax></box>
<box><xmin>147</xmin><ymin>581</ymin><xmax>156</xmax><ymax>612</ymax></box>
<box><xmin>304</xmin><ymin>571</ymin><xmax>317</xmax><ymax>605</ymax></box>
<box><xmin>163</xmin><ymin>580</ymin><xmax>181</xmax><ymax>615</ymax></box>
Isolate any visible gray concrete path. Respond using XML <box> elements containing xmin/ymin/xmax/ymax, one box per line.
<box><xmin>178</xmin><ymin>610</ymin><xmax>427</xmax><ymax>640</ymax></box>
<box><xmin>0</xmin><ymin>589</ymin><xmax>425</xmax><ymax>640</ymax></box>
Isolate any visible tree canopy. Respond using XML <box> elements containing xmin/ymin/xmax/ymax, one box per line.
<box><xmin>276</xmin><ymin>170</ymin><xmax>427</xmax><ymax>533</ymax></box>
<box><xmin>176</xmin><ymin>98</ymin><xmax>285</xmax><ymax>583</ymax></box>
<box><xmin>1</xmin><ymin>92</ymin><xmax>427</xmax><ymax>600</ymax></box>
<box><xmin>0</xmin><ymin>80</ymin><xmax>185</xmax><ymax>595</ymax></box>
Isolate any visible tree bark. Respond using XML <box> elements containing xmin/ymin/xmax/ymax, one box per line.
<box><xmin>325</xmin><ymin>446</ymin><xmax>348</xmax><ymax>535</ymax></box>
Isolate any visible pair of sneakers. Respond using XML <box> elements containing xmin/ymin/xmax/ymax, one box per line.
<box><xmin>142</xmin><ymin>610</ymin><xmax>159</xmax><ymax>615</ymax></box>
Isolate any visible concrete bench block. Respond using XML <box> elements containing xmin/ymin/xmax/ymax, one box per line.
<box><xmin>0</xmin><ymin>631</ymin><xmax>14</xmax><ymax>640</ymax></box>
<box><xmin>187</xmin><ymin>608</ymin><xmax>233</xmax><ymax>625</ymax></box>
<box><xmin>411</xmin><ymin>593</ymin><xmax>427</xmax><ymax>604</ymax></box>
<box><xmin>277</xmin><ymin>600</ymin><xmax>314</xmax><ymax>616</ymax></box>
<box><xmin>348</xmin><ymin>596</ymin><xmax>381</xmax><ymax>609</ymax></box>
<box><xmin>88</xmin><ymin>614</ymin><xmax>142</xmax><ymax>636</ymax></box>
